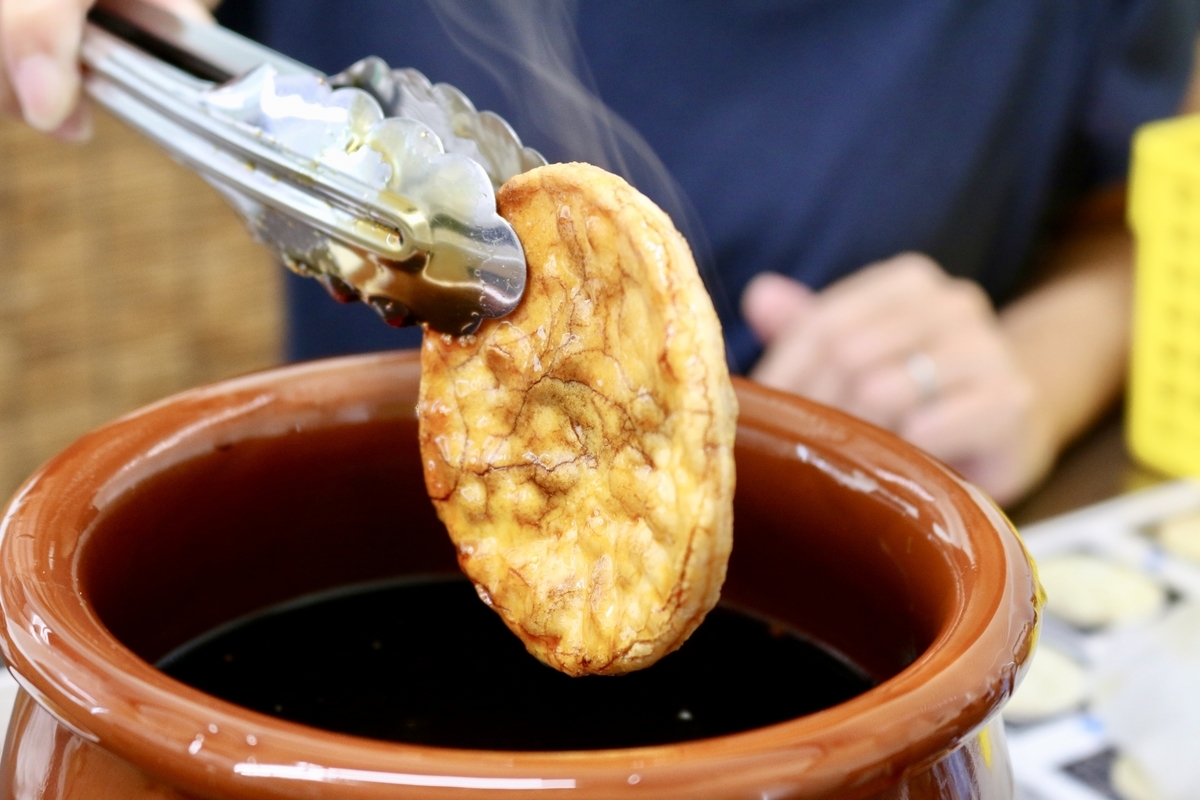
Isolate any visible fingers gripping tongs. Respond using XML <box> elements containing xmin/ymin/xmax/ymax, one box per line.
<box><xmin>81</xmin><ymin>0</ymin><xmax>544</xmax><ymax>335</ymax></box>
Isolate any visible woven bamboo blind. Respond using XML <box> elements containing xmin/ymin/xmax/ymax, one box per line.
<box><xmin>0</xmin><ymin>109</ymin><xmax>282</xmax><ymax>499</ymax></box>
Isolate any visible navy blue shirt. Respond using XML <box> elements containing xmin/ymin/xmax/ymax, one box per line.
<box><xmin>218</xmin><ymin>0</ymin><xmax>1198</xmax><ymax>372</ymax></box>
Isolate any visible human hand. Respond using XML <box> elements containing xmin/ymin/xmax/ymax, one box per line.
<box><xmin>741</xmin><ymin>253</ymin><xmax>1056</xmax><ymax>505</ymax></box>
<box><xmin>0</xmin><ymin>0</ymin><xmax>214</xmax><ymax>141</ymax></box>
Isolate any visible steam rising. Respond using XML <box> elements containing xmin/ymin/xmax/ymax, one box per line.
<box><xmin>420</xmin><ymin>0</ymin><xmax>737</xmax><ymax>345</ymax></box>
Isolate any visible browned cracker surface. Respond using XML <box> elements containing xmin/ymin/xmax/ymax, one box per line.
<box><xmin>418</xmin><ymin>162</ymin><xmax>737</xmax><ymax>676</ymax></box>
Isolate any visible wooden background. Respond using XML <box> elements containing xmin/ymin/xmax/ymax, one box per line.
<box><xmin>0</xmin><ymin>110</ymin><xmax>282</xmax><ymax>499</ymax></box>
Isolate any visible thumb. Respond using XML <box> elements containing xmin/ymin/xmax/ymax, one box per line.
<box><xmin>2</xmin><ymin>0</ymin><xmax>92</xmax><ymax>132</ymax></box>
<box><xmin>741</xmin><ymin>272</ymin><xmax>814</xmax><ymax>345</ymax></box>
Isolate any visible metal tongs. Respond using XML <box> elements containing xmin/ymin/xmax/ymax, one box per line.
<box><xmin>81</xmin><ymin>0</ymin><xmax>545</xmax><ymax>335</ymax></box>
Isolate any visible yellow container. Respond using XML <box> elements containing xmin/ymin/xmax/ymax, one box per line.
<box><xmin>1128</xmin><ymin>114</ymin><xmax>1200</xmax><ymax>476</ymax></box>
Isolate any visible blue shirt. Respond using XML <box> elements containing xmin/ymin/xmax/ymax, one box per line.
<box><xmin>218</xmin><ymin>0</ymin><xmax>1198</xmax><ymax>372</ymax></box>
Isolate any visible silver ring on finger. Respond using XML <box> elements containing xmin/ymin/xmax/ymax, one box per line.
<box><xmin>905</xmin><ymin>351</ymin><xmax>939</xmax><ymax>405</ymax></box>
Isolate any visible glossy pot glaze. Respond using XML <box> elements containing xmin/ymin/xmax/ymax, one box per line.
<box><xmin>0</xmin><ymin>351</ymin><xmax>1040</xmax><ymax>799</ymax></box>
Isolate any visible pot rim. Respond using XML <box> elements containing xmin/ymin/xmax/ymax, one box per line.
<box><xmin>0</xmin><ymin>351</ymin><xmax>1040</xmax><ymax>798</ymax></box>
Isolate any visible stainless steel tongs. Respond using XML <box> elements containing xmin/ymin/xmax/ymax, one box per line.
<box><xmin>81</xmin><ymin>0</ymin><xmax>545</xmax><ymax>335</ymax></box>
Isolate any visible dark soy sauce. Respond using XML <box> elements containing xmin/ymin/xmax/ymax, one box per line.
<box><xmin>158</xmin><ymin>576</ymin><xmax>873</xmax><ymax>751</ymax></box>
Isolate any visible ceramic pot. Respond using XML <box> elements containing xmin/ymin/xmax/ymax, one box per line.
<box><xmin>0</xmin><ymin>351</ymin><xmax>1039</xmax><ymax>799</ymax></box>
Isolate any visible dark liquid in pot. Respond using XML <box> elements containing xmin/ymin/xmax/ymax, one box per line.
<box><xmin>158</xmin><ymin>576</ymin><xmax>873</xmax><ymax>750</ymax></box>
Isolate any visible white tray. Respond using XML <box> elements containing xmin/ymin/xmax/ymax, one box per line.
<box><xmin>1009</xmin><ymin>478</ymin><xmax>1200</xmax><ymax>800</ymax></box>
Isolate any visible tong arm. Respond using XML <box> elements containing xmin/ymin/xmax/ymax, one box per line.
<box><xmin>89</xmin><ymin>0</ymin><xmax>310</xmax><ymax>82</ymax></box>
<box><xmin>82</xmin><ymin>24</ymin><xmax>427</xmax><ymax>260</ymax></box>
<box><xmin>78</xmin><ymin>0</ymin><xmax>534</xmax><ymax>335</ymax></box>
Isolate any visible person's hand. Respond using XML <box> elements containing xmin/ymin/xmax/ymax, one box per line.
<box><xmin>741</xmin><ymin>253</ymin><xmax>1056</xmax><ymax>505</ymax></box>
<box><xmin>0</xmin><ymin>0</ymin><xmax>214</xmax><ymax>141</ymax></box>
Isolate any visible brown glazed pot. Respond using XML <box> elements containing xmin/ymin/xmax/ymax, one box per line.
<box><xmin>0</xmin><ymin>351</ymin><xmax>1039</xmax><ymax>799</ymax></box>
